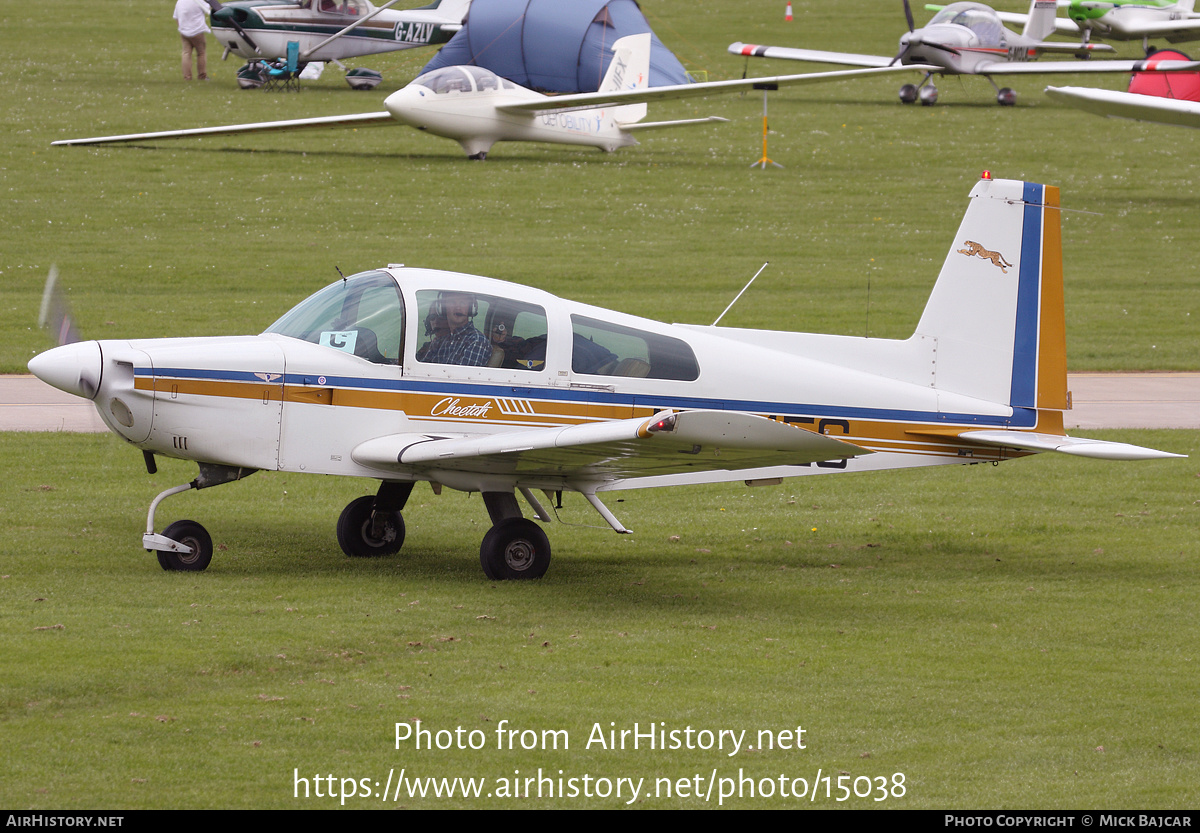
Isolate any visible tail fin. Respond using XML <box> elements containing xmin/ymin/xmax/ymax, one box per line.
<box><xmin>429</xmin><ymin>0</ymin><xmax>471</xmax><ymax>24</ymax></box>
<box><xmin>601</xmin><ymin>33</ymin><xmax>651</xmax><ymax>124</ymax></box>
<box><xmin>1180</xmin><ymin>0</ymin><xmax>1196</xmax><ymax>13</ymax></box>
<box><xmin>1021</xmin><ymin>0</ymin><xmax>1059</xmax><ymax>40</ymax></box>
<box><xmin>914</xmin><ymin>176</ymin><xmax>1068</xmax><ymax>419</ymax></box>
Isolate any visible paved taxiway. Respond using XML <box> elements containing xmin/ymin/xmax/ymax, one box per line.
<box><xmin>2</xmin><ymin>373</ymin><xmax>1197</xmax><ymax>433</ymax></box>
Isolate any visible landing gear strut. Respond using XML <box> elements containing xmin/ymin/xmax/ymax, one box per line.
<box><xmin>142</xmin><ymin>464</ymin><xmax>256</xmax><ymax>572</ymax></box>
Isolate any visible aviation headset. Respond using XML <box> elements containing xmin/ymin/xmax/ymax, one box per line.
<box><xmin>433</xmin><ymin>291</ymin><xmax>478</xmax><ymax>318</ymax></box>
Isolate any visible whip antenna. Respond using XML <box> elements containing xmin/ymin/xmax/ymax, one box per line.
<box><xmin>713</xmin><ymin>262</ymin><xmax>769</xmax><ymax>326</ymax></box>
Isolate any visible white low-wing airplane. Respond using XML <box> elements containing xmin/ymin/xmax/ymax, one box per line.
<box><xmin>989</xmin><ymin>0</ymin><xmax>1200</xmax><ymax>49</ymax></box>
<box><xmin>210</xmin><ymin>0</ymin><xmax>470</xmax><ymax>88</ymax></box>
<box><xmin>730</xmin><ymin>1</ymin><xmax>1200</xmax><ymax>105</ymax></box>
<box><xmin>1046</xmin><ymin>83</ymin><xmax>1200</xmax><ymax>123</ymax></box>
<box><xmin>29</xmin><ymin>175</ymin><xmax>1181</xmax><ymax>580</ymax></box>
<box><xmin>52</xmin><ymin>35</ymin><xmax>933</xmax><ymax>159</ymax></box>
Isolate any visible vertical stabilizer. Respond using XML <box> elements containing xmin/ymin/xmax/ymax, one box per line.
<box><xmin>603</xmin><ymin>33</ymin><xmax>651</xmax><ymax>124</ymax></box>
<box><xmin>431</xmin><ymin>0</ymin><xmax>472</xmax><ymax>24</ymax></box>
<box><xmin>913</xmin><ymin>177</ymin><xmax>1068</xmax><ymax>419</ymax></box>
<box><xmin>1022</xmin><ymin>0</ymin><xmax>1059</xmax><ymax>40</ymax></box>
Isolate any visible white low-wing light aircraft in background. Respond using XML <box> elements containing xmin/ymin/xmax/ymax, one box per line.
<box><xmin>987</xmin><ymin>1</ymin><xmax>1200</xmax><ymax>49</ymax></box>
<box><xmin>52</xmin><ymin>35</ymin><xmax>933</xmax><ymax>159</ymax></box>
<box><xmin>1045</xmin><ymin>82</ymin><xmax>1200</xmax><ymax>123</ymax></box>
<box><xmin>730</xmin><ymin>1</ymin><xmax>1200</xmax><ymax>105</ymax></box>
<box><xmin>29</xmin><ymin>175</ymin><xmax>1181</xmax><ymax>580</ymax></box>
<box><xmin>209</xmin><ymin>0</ymin><xmax>470</xmax><ymax>88</ymax></box>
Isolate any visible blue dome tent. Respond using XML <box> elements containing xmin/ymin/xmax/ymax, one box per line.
<box><xmin>418</xmin><ymin>0</ymin><xmax>690</xmax><ymax>93</ymax></box>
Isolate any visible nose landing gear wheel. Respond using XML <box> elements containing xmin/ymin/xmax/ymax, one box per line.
<box><xmin>480</xmin><ymin>518</ymin><xmax>551</xmax><ymax>580</ymax></box>
<box><xmin>337</xmin><ymin>495</ymin><xmax>405</xmax><ymax>558</ymax></box>
<box><xmin>157</xmin><ymin>520</ymin><xmax>213</xmax><ymax>571</ymax></box>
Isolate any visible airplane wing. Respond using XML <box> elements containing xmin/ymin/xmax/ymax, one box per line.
<box><xmin>1045</xmin><ymin>85</ymin><xmax>1200</xmax><ymax>128</ymax></box>
<box><xmin>351</xmin><ymin>409</ymin><xmax>872</xmax><ymax>484</ymax></box>
<box><xmin>973</xmin><ymin>57</ymin><xmax>1200</xmax><ymax>75</ymax></box>
<box><xmin>493</xmin><ymin>64</ymin><xmax>937</xmax><ymax>115</ymax></box>
<box><xmin>50</xmin><ymin>112</ymin><xmax>397</xmax><ymax>146</ymax></box>
<box><xmin>727</xmin><ymin>43</ymin><xmax>898</xmax><ymax>69</ymax></box>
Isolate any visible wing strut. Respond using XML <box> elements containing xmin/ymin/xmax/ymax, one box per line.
<box><xmin>577</xmin><ymin>488</ymin><xmax>632</xmax><ymax>534</ymax></box>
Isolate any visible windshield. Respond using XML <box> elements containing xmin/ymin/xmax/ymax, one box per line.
<box><xmin>412</xmin><ymin>66</ymin><xmax>517</xmax><ymax>94</ymax></box>
<box><xmin>265</xmin><ymin>270</ymin><xmax>403</xmax><ymax>365</ymax></box>
<box><xmin>928</xmin><ymin>2</ymin><xmax>1006</xmax><ymax>43</ymax></box>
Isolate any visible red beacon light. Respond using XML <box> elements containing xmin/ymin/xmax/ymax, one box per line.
<box><xmin>981</xmin><ymin>170</ymin><xmax>992</xmax><ymax>180</ymax></box>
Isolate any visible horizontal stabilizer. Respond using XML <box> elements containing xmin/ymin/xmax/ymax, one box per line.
<box><xmin>622</xmin><ymin>116</ymin><xmax>730</xmax><ymax>131</ymax></box>
<box><xmin>956</xmin><ymin>430</ymin><xmax>1184</xmax><ymax>460</ymax></box>
<box><xmin>352</xmin><ymin>410</ymin><xmax>870</xmax><ymax>483</ymax></box>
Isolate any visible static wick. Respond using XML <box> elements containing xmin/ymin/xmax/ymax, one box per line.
<box><xmin>713</xmin><ymin>262</ymin><xmax>769</xmax><ymax>326</ymax></box>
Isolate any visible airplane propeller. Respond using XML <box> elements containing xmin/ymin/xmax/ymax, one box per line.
<box><xmin>890</xmin><ymin>1</ymin><xmax>960</xmax><ymax>65</ymax></box>
<box><xmin>36</xmin><ymin>266</ymin><xmax>98</xmax><ymax>399</ymax></box>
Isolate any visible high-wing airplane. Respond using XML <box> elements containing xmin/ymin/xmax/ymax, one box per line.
<box><xmin>988</xmin><ymin>1</ymin><xmax>1200</xmax><ymax>49</ymax></box>
<box><xmin>210</xmin><ymin>0</ymin><xmax>470</xmax><ymax>88</ymax></box>
<box><xmin>52</xmin><ymin>35</ymin><xmax>933</xmax><ymax>159</ymax></box>
<box><xmin>28</xmin><ymin>175</ymin><xmax>1181</xmax><ymax>580</ymax></box>
<box><xmin>730</xmin><ymin>1</ymin><xmax>1200</xmax><ymax>105</ymax></box>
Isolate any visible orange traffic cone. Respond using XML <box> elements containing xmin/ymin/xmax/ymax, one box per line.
<box><xmin>785</xmin><ymin>2</ymin><xmax>793</xmax><ymax>21</ymax></box>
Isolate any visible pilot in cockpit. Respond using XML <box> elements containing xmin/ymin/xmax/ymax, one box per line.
<box><xmin>417</xmin><ymin>291</ymin><xmax>493</xmax><ymax>366</ymax></box>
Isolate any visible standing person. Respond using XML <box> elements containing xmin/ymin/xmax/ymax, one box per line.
<box><xmin>173</xmin><ymin>0</ymin><xmax>211</xmax><ymax>81</ymax></box>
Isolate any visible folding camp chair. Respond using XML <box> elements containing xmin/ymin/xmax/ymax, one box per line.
<box><xmin>262</xmin><ymin>41</ymin><xmax>301</xmax><ymax>92</ymax></box>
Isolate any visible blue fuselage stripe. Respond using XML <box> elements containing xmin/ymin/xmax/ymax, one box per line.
<box><xmin>135</xmin><ymin>367</ymin><xmax>1031</xmax><ymax>428</ymax></box>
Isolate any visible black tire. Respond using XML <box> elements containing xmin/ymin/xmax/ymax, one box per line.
<box><xmin>899</xmin><ymin>83</ymin><xmax>918</xmax><ymax>104</ymax></box>
<box><xmin>479</xmin><ymin>518</ymin><xmax>551</xmax><ymax>581</ymax></box>
<box><xmin>157</xmin><ymin>520</ymin><xmax>213</xmax><ymax>572</ymax></box>
<box><xmin>997</xmin><ymin>87</ymin><xmax>1016</xmax><ymax>107</ymax></box>
<box><xmin>337</xmin><ymin>495</ymin><xmax>404</xmax><ymax>558</ymax></box>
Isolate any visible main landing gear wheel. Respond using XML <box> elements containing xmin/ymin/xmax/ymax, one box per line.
<box><xmin>899</xmin><ymin>83</ymin><xmax>918</xmax><ymax>104</ymax></box>
<box><xmin>157</xmin><ymin>520</ymin><xmax>213</xmax><ymax>572</ymax></box>
<box><xmin>480</xmin><ymin>518</ymin><xmax>551</xmax><ymax>581</ymax></box>
<box><xmin>337</xmin><ymin>495</ymin><xmax>405</xmax><ymax>558</ymax></box>
<box><xmin>996</xmin><ymin>87</ymin><xmax>1016</xmax><ymax>106</ymax></box>
<box><xmin>919</xmin><ymin>85</ymin><xmax>939</xmax><ymax>106</ymax></box>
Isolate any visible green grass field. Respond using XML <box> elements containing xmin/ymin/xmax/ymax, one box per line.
<box><xmin>2</xmin><ymin>0</ymin><xmax>1198</xmax><ymax>809</ymax></box>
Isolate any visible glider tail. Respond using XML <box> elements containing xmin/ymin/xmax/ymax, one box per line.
<box><xmin>913</xmin><ymin>176</ymin><xmax>1068</xmax><ymax>427</ymax></box>
<box><xmin>602</xmin><ymin>33</ymin><xmax>651</xmax><ymax>124</ymax></box>
<box><xmin>1021</xmin><ymin>0</ymin><xmax>1060</xmax><ymax>41</ymax></box>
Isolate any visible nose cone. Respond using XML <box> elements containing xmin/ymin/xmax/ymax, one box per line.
<box><xmin>28</xmin><ymin>341</ymin><xmax>103</xmax><ymax>400</ymax></box>
<box><xmin>384</xmin><ymin>85</ymin><xmax>427</xmax><ymax>127</ymax></box>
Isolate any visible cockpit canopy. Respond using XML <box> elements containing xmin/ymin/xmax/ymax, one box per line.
<box><xmin>927</xmin><ymin>2</ymin><xmax>1006</xmax><ymax>45</ymax></box>
<box><xmin>411</xmin><ymin>66</ymin><xmax>520</xmax><ymax>95</ymax></box>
